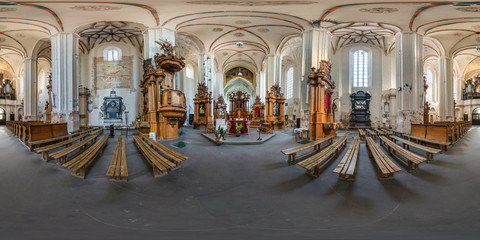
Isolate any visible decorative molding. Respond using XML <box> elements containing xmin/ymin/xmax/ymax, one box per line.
<box><xmin>70</xmin><ymin>5</ymin><xmax>122</xmax><ymax>11</ymax></box>
<box><xmin>456</xmin><ymin>7</ymin><xmax>480</xmax><ymax>13</ymax></box>
<box><xmin>359</xmin><ymin>7</ymin><xmax>399</xmax><ymax>13</ymax></box>
<box><xmin>0</xmin><ymin>7</ymin><xmax>17</xmax><ymax>12</ymax></box>
<box><xmin>186</xmin><ymin>1</ymin><xmax>317</xmax><ymax>6</ymax></box>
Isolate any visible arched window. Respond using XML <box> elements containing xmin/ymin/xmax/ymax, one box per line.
<box><xmin>104</xmin><ymin>47</ymin><xmax>121</xmax><ymax>61</ymax></box>
<box><xmin>286</xmin><ymin>67</ymin><xmax>294</xmax><ymax>99</ymax></box>
<box><xmin>185</xmin><ymin>64</ymin><xmax>194</xmax><ymax>79</ymax></box>
<box><xmin>352</xmin><ymin>50</ymin><xmax>369</xmax><ymax>88</ymax></box>
<box><xmin>426</xmin><ymin>69</ymin><xmax>433</xmax><ymax>103</ymax></box>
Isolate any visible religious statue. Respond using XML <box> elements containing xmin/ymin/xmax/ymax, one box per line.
<box><xmin>155</xmin><ymin>39</ymin><xmax>176</xmax><ymax>56</ymax></box>
<box><xmin>46</xmin><ymin>73</ymin><xmax>53</xmax><ymax>123</ymax></box>
<box><xmin>423</xmin><ymin>75</ymin><xmax>430</xmax><ymax>124</ymax></box>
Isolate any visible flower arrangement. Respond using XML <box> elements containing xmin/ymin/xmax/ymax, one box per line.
<box><xmin>213</xmin><ymin>126</ymin><xmax>226</xmax><ymax>140</ymax></box>
<box><xmin>235</xmin><ymin>122</ymin><xmax>244</xmax><ymax>132</ymax></box>
<box><xmin>136</xmin><ymin>114</ymin><xmax>142</xmax><ymax>122</ymax></box>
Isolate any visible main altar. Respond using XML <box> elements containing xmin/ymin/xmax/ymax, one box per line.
<box><xmin>229</xmin><ymin>90</ymin><xmax>250</xmax><ymax>120</ymax></box>
<box><xmin>140</xmin><ymin>40</ymin><xmax>187</xmax><ymax>140</ymax></box>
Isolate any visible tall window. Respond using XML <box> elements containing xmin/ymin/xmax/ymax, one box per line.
<box><xmin>185</xmin><ymin>65</ymin><xmax>194</xmax><ymax>79</ymax></box>
<box><xmin>106</xmin><ymin>48</ymin><xmax>120</xmax><ymax>61</ymax></box>
<box><xmin>286</xmin><ymin>67</ymin><xmax>293</xmax><ymax>99</ymax></box>
<box><xmin>352</xmin><ymin>50</ymin><xmax>368</xmax><ymax>87</ymax></box>
<box><xmin>426</xmin><ymin>69</ymin><xmax>433</xmax><ymax>103</ymax></box>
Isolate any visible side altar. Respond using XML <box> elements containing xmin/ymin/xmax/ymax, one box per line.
<box><xmin>193</xmin><ymin>82</ymin><xmax>213</xmax><ymax>129</ymax></box>
<box><xmin>308</xmin><ymin>60</ymin><xmax>337</xmax><ymax>140</ymax></box>
<box><xmin>265</xmin><ymin>85</ymin><xmax>285</xmax><ymax>130</ymax></box>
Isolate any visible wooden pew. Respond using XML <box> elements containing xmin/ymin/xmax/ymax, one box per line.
<box><xmin>133</xmin><ymin>135</ymin><xmax>177</xmax><ymax>178</ymax></box>
<box><xmin>365</xmin><ymin>129</ymin><xmax>377</xmax><ymax>140</ymax></box>
<box><xmin>297</xmin><ymin>137</ymin><xmax>347</xmax><ymax>178</ymax></box>
<box><xmin>34</xmin><ymin>133</ymin><xmax>88</xmax><ymax>161</ymax></box>
<box><xmin>62</xmin><ymin>135</ymin><xmax>109</xmax><ymax>179</ymax></box>
<box><xmin>406</xmin><ymin>124</ymin><xmax>451</xmax><ymax>152</ymax></box>
<box><xmin>138</xmin><ymin>132</ymin><xmax>189</xmax><ymax>169</ymax></box>
<box><xmin>358</xmin><ymin>129</ymin><xmax>366</xmax><ymax>141</ymax></box>
<box><xmin>281</xmin><ymin>135</ymin><xmax>335</xmax><ymax>164</ymax></box>
<box><xmin>365</xmin><ymin>136</ymin><xmax>401</xmax><ymax>180</ymax></box>
<box><xmin>333</xmin><ymin>137</ymin><xmax>360</xmax><ymax>181</ymax></box>
<box><xmin>106</xmin><ymin>136</ymin><xmax>128</xmax><ymax>182</ymax></box>
<box><xmin>50</xmin><ymin>134</ymin><xmax>100</xmax><ymax>165</ymax></box>
<box><xmin>379</xmin><ymin>136</ymin><xmax>426</xmax><ymax>172</ymax></box>
<box><xmin>29</xmin><ymin>126</ymin><xmax>102</xmax><ymax>150</ymax></box>
<box><xmin>390</xmin><ymin>135</ymin><xmax>441</xmax><ymax>162</ymax></box>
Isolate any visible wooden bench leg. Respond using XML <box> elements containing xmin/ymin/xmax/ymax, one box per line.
<box><xmin>306</xmin><ymin>167</ymin><xmax>320</xmax><ymax>178</ymax></box>
<box><xmin>153</xmin><ymin>167</ymin><xmax>167</xmax><ymax>178</ymax></box>
<box><xmin>288</xmin><ymin>153</ymin><xmax>296</xmax><ymax>165</ymax></box>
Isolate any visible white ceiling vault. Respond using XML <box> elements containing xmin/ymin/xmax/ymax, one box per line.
<box><xmin>0</xmin><ymin>0</ymin><xmax>480</xmax><ymax>78</ymax></box>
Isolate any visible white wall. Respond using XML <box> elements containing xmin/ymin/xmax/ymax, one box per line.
<box><xmin>332</xmin><ymin>44</ymin><xmax>393</xmax><ymax>127</ymax></box>
<box><xmin>79</xmin><ymin>42</ymin><xmax>142</xmax><ymax>126</ymax></box>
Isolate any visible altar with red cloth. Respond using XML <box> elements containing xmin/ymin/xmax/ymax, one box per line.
<box><xmin>229</xmin><ymin>119</ymin><xmax>248</xmax><ymax>135</ymax></box>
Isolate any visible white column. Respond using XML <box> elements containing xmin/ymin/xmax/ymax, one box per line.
<box><xmin>395</xmin><ymin>32</ymin><xmax>423</xmax><ymax>133</ymax></box>
<box><xmin>143</xmin><ymin>27</ymin><xmax>176</xmax><ymax>60</ymax></box>
<box><xmin>197</xmin><ymin>52</ymin><xmax>206</xmax><ymax>85</ymax></box>
<box><xmin>51</xmin><ymin>33</ymin><xmax>79</xmax><ymax>131</ymax></box>
<box><xmin>205</xmin><ymin>52</ymin><xmax>215</xmax><ymax>95</ymax></box>
<box><xmin>438</xmin><ymin>55</ymin><xmax>454</xmax><ymax>121</ymax></box>
<box><xmin>301</xmin><ymin>28</ymin><xmax>332</xmax><ymax>77</ymax></box>
<box><xmin>301</xmin><ymin>28</ymin><xmax>332</xmax><ymax>122</ymax></box>
<box><xmin>22</xmin><ymin>57</ymin><xmax>37</xmax><ymax>121</ymax></box>
<box><xmin>265</xmin><ymin>54</ymin><xmax>280</xmax><ymax>90</ymax></box>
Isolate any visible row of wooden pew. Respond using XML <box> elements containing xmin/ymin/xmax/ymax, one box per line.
<box><xmin>6</xmin><ymin>124</ymin><xmax>190</xmax><ymax>181</ymax></box>
<box><xmin>132</xmin><ymin>132</ymin><xmax>189</xmax><ymax>178</ymax></box>
<box><xmin>280</xmin><ymin>123</ymin><xmax>465</xmax><ymax>180</ymax></box>
<box><xmin>404</xmin><ymin>121</ymin><xmax>471</xmax><ymax>152</ymax></box>
<box><xmin>6</xmin><ymin>121</ymin><xmax>68</xmax><ymax>144</ymax></box>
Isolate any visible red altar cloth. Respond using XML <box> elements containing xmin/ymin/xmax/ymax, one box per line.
<box><xmin>229</xmin><ymin>120</ymin><xmax>248</xmax><ymax>134</ymax></box>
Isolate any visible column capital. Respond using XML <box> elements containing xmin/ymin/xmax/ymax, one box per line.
<box><xmin>50</xmin><ymin>32</ymin><xmax>80</xmax><ymax>39</ymax></box>
<box><xmin>303</xmin><ymin>27</ymin><xmax>332</xmax><ymax>36</ymax></box>
<box><xmin>142</xmin><ymin>27</ymin><xmax>176</xmax><ymax>35</ymax></box>
<box><xmin>439</xmin><ymin>55</ymin><xmax>453</xmax><ymax>61</ymax></box>
<box><xmin>22</xmin><ymin>57</ymin><xmax>37</xmax><ymax>62</ymax></box>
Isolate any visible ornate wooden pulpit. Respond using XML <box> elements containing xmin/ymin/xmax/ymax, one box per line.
<box><xmin>229</xmin><ymin>91</ymin><xmax>250</xmax><ymax>120</ymax></box>
<box><xmin>250</xmin><ymin>96</ymin><xmax>265</xmax><ymax>128</ymax></box>
<box><xmin>308</xmin><ymin>60</ymin><xmax>337</xmax><ymax>140</ymax></box>
<box><xmin>141</xmin><ymin>40</ymin><xmax>187</xmax><ymax>140</ymax></box>
<box><xmin>265</xmin><ymin>85</ymin><xmax>285</xmax><ymax>130</ymax></box>
<box><xmin>214</xmin><ymin>96</ymin><xmax>227</xmax><ymax>122</ymax></box>
<box><xmin>193</xmin><ymin>83</ymin><xmax>213</xmax><ymax>129</ymax></box>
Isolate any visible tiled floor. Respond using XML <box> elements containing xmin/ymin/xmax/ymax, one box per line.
<box><xmin>0</xmin><ymin>126</ymin><xmax>479</xmax><ymax>239</ymax></box>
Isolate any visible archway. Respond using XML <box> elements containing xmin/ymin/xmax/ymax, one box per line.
<box><xmin>0</xmin><ymin>108</ymin><xmax>6</xmax><ymax>125</ymax></box>
<box><xmin>472</xmin><ymin>108</ymin><xmax>480</xmax><ymax>125</ymax></box>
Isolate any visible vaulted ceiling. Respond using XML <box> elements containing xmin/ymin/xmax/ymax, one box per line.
<box><xmin>0</xmin><ymin>1</ymin><xmax>479</xmax><ymax>77</ymax></box>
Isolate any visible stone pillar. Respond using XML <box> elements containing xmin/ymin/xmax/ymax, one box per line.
<box><xmin>143</xmin><ymin>27</ymin><xmax>176</xmax><ymax>60</ymax></box>
<box><xmin>22</xmin><ymin>57</ymin><xmax>37</xmax><ymax>121</ymax></box>
<box><xmin>265</xmin><ymin>54</ymin><xmax>280</xmax><ymax>89</ymax></box>
<box><xmin>198</xmin><ymin>52</ymin><xmax>206</xmax><ymax>85</ymax></box>
<box><xmin>78</xmin><ymin>86</ymin><xmax>90</xmax><ymax>127</ymax></box>
<box><xmin>395</xmin><ymin>32</ymin><xmax>423</xmax><ymax>133</ymax></box>
<box><xmin>301</xmin><ymin>28</ymin><xmax>332</xmax><ymax>77</ymax></box>
<box><xmin>438</xmin><ymin>55</ymin><xmax>454</xmax><ymax>121</ymax></box>
<box><xmin>301</xmin><ymin>28</ymin><xmax>332</xmax><ymax>127</ymax></box>
<box><xmin>387</xmin><ymin>89</ymin><xmax>397</xmax><ymax>129</ymax></box>
<box><xmin>51</xmin><ymin>33</ymin><xmax>79</xmax><ymax>132</ymax></box>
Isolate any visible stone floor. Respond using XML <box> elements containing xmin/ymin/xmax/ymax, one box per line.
<box><xmin>0</xmin><ymin>126</ymin><xmax>479</xmax><ymax>239</ymax></box>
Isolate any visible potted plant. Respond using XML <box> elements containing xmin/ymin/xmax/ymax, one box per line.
<box><xmin>235</xmin><ymin>122</ymin><xmax>244</xmax><ymax>137</ymax></box>
<box><xmin>212</xmin><ymin>126</ymin><xmax>226</xmax><ymax>146</ymax></box>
